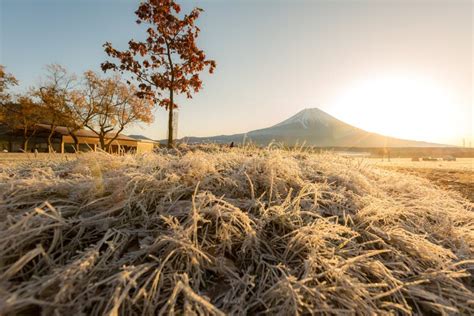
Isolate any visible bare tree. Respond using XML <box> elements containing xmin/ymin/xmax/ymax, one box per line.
<box><xmin>34</xmin><ymin>64</ymin><xmax>76</xmax><ymax>152</ymax></box>
<box><xmin>74</xmin><ymin>71</ymin><xmax>153</xmax><ymax>151</ymax></box>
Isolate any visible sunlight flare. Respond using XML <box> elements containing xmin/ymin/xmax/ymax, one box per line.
<box><xmin>330</xmin><ymin>74</ymin><xmax>458</xmax><ymax>143</ymax></box>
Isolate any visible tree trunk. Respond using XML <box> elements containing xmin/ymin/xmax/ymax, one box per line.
<box><xmin>47</xmin><ymin>128</ymin><xmax>55</xmax><ymax>153</ymax></box>
<box><xmin>71</xmin><ymin>134</ymin><xmax>80</xmax><ymax>152</ymax></box>
<box><xmin>165</xmin><ymin>40</ymin><xmax>175</xmax><ymax>150</ymax></box>
<box><xmin>105</xmin><ymin>127</ymin><xmax>124</xmax><ymax>154</ymax></box>
<box><xmin>7</xmin><ymin>132</ymin><xmax>12</xmax><ymax>152</ymax></box>
<box><xmin>22</xmin><ymin>138</ymin><xmax>29</xmax><ymax>152</ymax></box>
<box><xmin>99</xmin><ymin>135</ymin><xmax>106</xmax><ymax>152</ymax></box>
<box><xmin>167</xmin><ymin>88</ymin><xmax>174</xmax><ymax>149</ymax></box>
<box><xmin>23</xmin><ymin>127</ymin><xmax>29</xmax><ymax>152</ymax></box>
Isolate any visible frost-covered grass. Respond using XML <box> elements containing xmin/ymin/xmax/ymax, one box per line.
<box><xmin>0</xmin><ymin>145</ymin><xmax>473</xmax><ymax>315</ymax></box>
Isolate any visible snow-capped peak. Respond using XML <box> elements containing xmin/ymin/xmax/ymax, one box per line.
<box><xmin>274</xmin><ymin>108</ymin><xmax>334</xmax><ymax>129</ymax></box>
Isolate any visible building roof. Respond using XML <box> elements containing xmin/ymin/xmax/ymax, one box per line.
<box><xmin>128</xmin><ymin>134</ymin><xmax>153</xmax><ymax>141</ymax></box>
<box><xmin>128</xmin><ymin>134</ymin><xmax>159</xmax><ymax>144</ymax></box>
<box><xmin>36</xmin><ymin>124</ymin><xmax>137</xmax><ymax>141</ymax></box>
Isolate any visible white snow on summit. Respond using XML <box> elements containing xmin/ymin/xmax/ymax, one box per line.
<box><xmin>274</xmin><ymin>108</ymin><xmax>334</xmax><ymax>129</ymax></box>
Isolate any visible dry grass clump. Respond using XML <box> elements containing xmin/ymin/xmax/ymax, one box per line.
<box><xmin>0</xmin><ymin>145</ymin><xmax>473</xmax><ymax>315</ymax></box>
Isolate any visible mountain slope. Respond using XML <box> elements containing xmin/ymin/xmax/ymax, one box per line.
<box><xmin>182</xmin><ymin>108</ymin><xmax>445</xmax><ymax>147</ymax></box>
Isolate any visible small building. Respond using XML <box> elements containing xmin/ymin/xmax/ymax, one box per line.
<box><xmin>0</xmin><ymin>124</ymin><xmax>159</xmax><ymax>153</ymax></box>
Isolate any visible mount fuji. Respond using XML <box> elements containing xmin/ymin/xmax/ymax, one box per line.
<box><xmin>181</xmin><ymin>108</ymin><xmax>443</xmax><ymax>147</ymax></box>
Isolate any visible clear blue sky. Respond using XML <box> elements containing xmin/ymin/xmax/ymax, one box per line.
<box><xmin>1</xmin><ymin>0</ymin><xmax>472</xmax><ymax>145</ymax></box>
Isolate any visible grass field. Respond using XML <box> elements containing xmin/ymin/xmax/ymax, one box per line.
<box><xmin>368</xmin><ymin>158</ymin><xmax>474</xmax><ymax>203</ymax></box>
<box><xmin>0</xmin><ymin>147</ymin><xmax>473</xmax><ymax>315</ymax></box>
<box><xmin>0</xmin><ymin>152</ymin><xmax>78</xmax><ymax>166</ymax></box>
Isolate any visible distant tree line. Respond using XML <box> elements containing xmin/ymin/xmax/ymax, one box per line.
<box><xmin>0</xmin><ymin>0</ymin><xmax>216</xmax><ymax>151</ymax></box>
<box><xmin>0</xmin><ymin>64</ymin><xmax>153</xmax><ymax>152</ymax></box>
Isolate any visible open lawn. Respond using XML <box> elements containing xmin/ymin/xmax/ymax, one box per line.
<box><xmin>0</xmin><ymin>146</ymin><xmax>473</xmax><ymax>315</ymax></box>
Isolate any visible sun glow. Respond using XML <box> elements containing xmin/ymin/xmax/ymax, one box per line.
<box><xmin>329</xmin><ymin>74</ymin><xmax>460</xmax><ymax>144</ymax></box>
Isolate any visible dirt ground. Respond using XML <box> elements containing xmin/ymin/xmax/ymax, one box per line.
<box><xmin>383</xmin><ymin>167</ymin><xmax>474</xmax><ymax>202</ymax></box>
<box><xmin>366</xmin><ymin>158</ymin><xmax>473</xmax><ymax>202</ymax></box>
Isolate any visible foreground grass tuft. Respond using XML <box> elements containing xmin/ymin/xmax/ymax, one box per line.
<box><xmin>1</xmin><ymin>146</ymin><xmax>473</xmax><ymax>315</ymax></box>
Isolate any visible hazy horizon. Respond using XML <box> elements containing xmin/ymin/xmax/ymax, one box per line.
<box><xmin>1</xmin><ymin>0</ymin><xmax>472</xmax><ymax>146</ymax></box>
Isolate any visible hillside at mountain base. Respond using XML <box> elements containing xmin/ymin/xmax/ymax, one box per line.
<box><xmin>182</xmin><ymin>108</ymin><xmax>445</xmax><ymax>147</ymax></box>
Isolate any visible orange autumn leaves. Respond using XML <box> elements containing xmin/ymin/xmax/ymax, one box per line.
<box><xmin>1</xmin><ymin>0</ymin><xmax>215</xmax><ymax>150</ymax></box>
<box><xmin>0</xmin><ymin>65</ymin><xmax>18</xmax><ymax>105</ymax></box>
<box><xmin>102</xmin><ymin>0</ymin><xmax>215</xmax><ymax>146</ymax></box>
